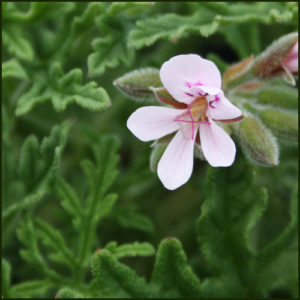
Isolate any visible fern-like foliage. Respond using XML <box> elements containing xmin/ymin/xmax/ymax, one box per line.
<box><xmin>4</xmin><ymin>136</ymin><xmax>153</xmax><ymax>298</ymax></box>
<box><xmin>3</xmin><ymin>120</ymin><xmax>72</xmax><ymax>246</ymax></box>
<box><xmin>6</xmin><ymin>154</ymin><xmax>295</xmax><ymax>298</ymax></box>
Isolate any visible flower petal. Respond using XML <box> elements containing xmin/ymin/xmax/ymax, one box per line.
<box><xmin>160</xmin><ymin>54</ymin><xmax>221</xmax><ymax>104</ymax></box>
<box><xmin>157</xmin><ymin>128</ymin><xmax>195</xmax><ymax>190</ymax></box>
<box><xmin>207</xmin><ymin>94</ymin><xmax>242</xmax><ymax>120</ymax></box>
<box><xmin>200</xmin><ymin>119</ymin><xmax>236</xmax><ymax>167</ymax></box>
<box><xmin>127</xmin><ymin>106</ymin><xmax>184</xmax><ymax>142</ymax></box>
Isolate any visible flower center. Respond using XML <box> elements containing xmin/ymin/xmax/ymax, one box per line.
<box><xmin>190</xmin><ymin>97</ymin><xmax>208</xmax><ymax>121</ymax></box>
<box><xmin>174</xmin><ymin>97</ymin><xmax>210</xmax><ymax>140</ymax></box>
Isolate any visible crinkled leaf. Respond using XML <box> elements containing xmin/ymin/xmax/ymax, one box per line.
<box><xmin>91</xmin><ymin>249</ymin><xmax>156</xmax><ymax>298</ymax></box>
<box><xmin>2</xmin><ymin>259</ymin><xmax>11</xmax><ymax>298</ymax></box>
<box><xmin>56</xmin><ymin>288</ymin><xmax>85</xmax><ymax>298</ymax></box>
<box><xmin>3</xmin><ymin>120</ymin><xmax>72</xmax><ymax>219</ymax></box>
<box><xmin>196</xmin><ymin>156</ymin><xmax>268</xmax><ymax>297</ymax></box>
<box><xmin>2</xmin><ymin>59</ymin><xmax>27</xmax><ymax>79</ymax></box>
<box><xmin>111</xmin><ymin>204</ymin><xmax>154</xmax><ymax>233</ymax></box>
<box><xmin>2</xmin><ymin>25</ymin><xmax>34</xmax><ymax>60</ymax></box>
<box><xmin>88</xmin><ymin>18</ymin><xmax>134</xmax><ymax>76</ymax></box>
<box><xmin>105</xmin><ymin>241</ymin><xmax>155</xmax><ymax>259</ymax></box>
<box><xmin>16</xmin><ymin>64</ymin><xmax>111</xmax><ymax>116</ymax></box>
<box><xmin>128</xmin><ymin>3</ymin><xmax>294</xmax><ymax>49</ymax></box>
<box><xmin>151</xmin><ymin>238</ymin><xmax>202</xmax><ymax>298</ymax></box>
<box><xmin>9</xmin><ymin>280</ymin><xmax>54</xmax><ymax>298</ymax></box>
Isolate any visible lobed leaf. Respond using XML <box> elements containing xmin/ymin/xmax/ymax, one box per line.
<box><xmin>9</xmin><ymin>280</ymin><xmax>54</xmax><ymax>298</ymax></box>
<box><xmin>111</xmin><ymin>204</ymin><xmax>154</xmax><ymax>233</ymax></box>
<box><xmin>196</xmin><ymin>156</ymin><xmax>268</xmax><ymax>297</ymax></box>
<box><xmin>105</xmin><ymin>241</ymin><xmax>155</xmax><ymax>259</ymax></box>
<box><xmin>2</xmin><ymin>259</ymin><xmax>11</xmax><ymax>298</ymax></box>
<box><xmin>128</xmin><ymin>3</ymin><xmax>295</xmax><ymax>50</ymax></box>
<box><xmin>56</xmin><ymin>287</ymin><xmax>85</xmax><ymax>298</ymax></box>
<box><xmin>2</xmin><ymin>25</ymin><xmax>34</xmax><ymax>60</ymax></box>
<box><xmin>151</xmin><ymin>238</ymin><xmax>202</xmax><ymax>298</ymax></box>
<box><xmin>91</xmin><ymin>249</ymin><xmax>156</xmax><ymax>298</ymax></box>
<box><xmin>16</xmin><ymin>64</ymin><xmax>111</xmax><ymax>116</ymax></box>
<box><xmin>2</xmin><ymin>59</ymin><xmax>27</xmax><ymax>79</ymax></box>
<box><xmin>88</xmin><ymin>17</ymin><xmax>134</xmax><ymax>76</ymax></box>
<box><xmin>3</xmin><ymin>120</ymin><xmax>72</xmax><ymax>219</ymax></box>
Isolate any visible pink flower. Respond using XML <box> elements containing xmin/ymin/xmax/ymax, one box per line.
<box><xmin>127</xmin><ymin>54</ymin><xmax>242</xmax><ymax>190</ymax></box>
<box><xmin>281</xmin><ymin>41</ymin><xmax>298</xmax><ymax>73</ymax></box>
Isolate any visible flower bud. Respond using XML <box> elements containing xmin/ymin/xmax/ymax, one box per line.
<box><xmin>257</xmin><ymin>85</ymin><xmax>298</xmax><ymax>110</ymax></box>
<box><xmin>235</xmin><ymin>116</ymin><xmax>279</xmax><ymax>167</ymax></box>
<box><xmin>281</xmin><ymin>41</ymin><xmax>298</xmax><ymax>73</ymax></box>
<box><xmin>150</xmin><ymin>143</ymin><xmax>167</xmax><ymax>172</ymax></box>
<box><xmin>253</xmin><ymin>32</ymin><xmax>298</xmax><ymax>78</ymax></box>
<box><xmin>259</xmin><ymin>108</ymin><xmax>298</xmax><ymax>142</ymax></box>
<box><xmin>113</xmin><ymin>68</ymin><xmax>162</xmax><ymax>102</ymax></box>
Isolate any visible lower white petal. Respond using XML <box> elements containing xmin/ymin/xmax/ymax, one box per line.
<box><xmin>127</xmin><ymin>106</ymin><xmax>184</xmax><ymax>142</ymax></box>
<box><xmin>200</xmin><ymin>119</ymin><xmax>236</xmax><ymax>167</ymax></box>
<box><xmin>157</xmin><ymin>128</ymin><xmax>195</xmax><ymax>190</ymax></box>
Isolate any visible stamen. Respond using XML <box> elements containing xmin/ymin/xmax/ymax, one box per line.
<box><xmin>187</xmin><ymin>104</ymin><xmax>195</xmax><ymax>140</ymax></box>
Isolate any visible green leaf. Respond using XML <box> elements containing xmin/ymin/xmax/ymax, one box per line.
<box><xmin>75</xmin><ymin>136</ymin><xmax>120</xmax><ymax>274</ymax></box>
<box><xmin>150</xmin><ymin>144</ymin><xmax>167</xmax><ymax>172</ymax></box>
<box><xmin>128</xmin><ymin>3</ymin><xmax>295</xmax><ymax>50</ymax></box>
<box><xmin>23</xmin><ymin>2</ymin><xmax>75</xmax><ymax>22</ymax></box>
<box><xmin>92</xmin><ymin>193</ymin><xmax>118</xmax><ymax>225</ymax></box>
<box><xmin>9</xmin><ymin>280</ymin><xmax>54</xmax><ymax>298</ymax></box>
<box><xmin>34</xmin><ymin>218</ymin><xmax>76</xmax><ymax>267</ymax></box>
<box><xmin>128</xmin><ymin>13</ymin><xmax>205</xmax><ymax>49</ymax></box>
<box><xmin>255</xmin><ymin>184</ymin><xmax>298</xmax><ymax>294</ymax></box>
<box><xmin>151</xmin><ymin>238</ymin><xmax>202</xmax><ymax>298</ymax></box>
<box><xmin>16</xmin><ymin>64</ymin><xmax>111</xmax><ymax>116</ymax></box>
<box><xmin>91</xmin><ymin>249</ymin><xmax>155</xmax><ymax>298</ymax></box>
<box><xmin>113</xmin><ymin>68</ymin><xmax>162</xmax><ymax>102</ymax></box>
<box><xmin>88</xmin><ymin>18</ymin><xmax>134</xmax><ymax>76</ymax></box>
<box><xmin>108</xmin><ymin>2</ymin><xmax>153</xmax><ymax>15</ymax></box>
<box><xmin>105</xmin><ymin>241</ymin><xmax>155</xmax><ymax>259</ymax></box>
<box><xmin>196</xmin><ymin>156</ymin><xmax>268</xmax><ymax>297</ymax></box>
<box><xmin>234</xmin><ymin>116</ymin><xmax>279</xmax><ymax>167</ymax></box>
<box><xmin>2</xmin><ymin>259</ymin><xmax>11</xmax><ymax>298</ymax></box>
<box><xmin>2</xmin><ymin>59</ymin><xmax>27</xmax><ymax>79</ymax></box>
<box><xmin>2</xmin><ymin>24</ymin><xmax>34</xmax><ymax>60</ymax></box>
<box><xmin>3</xmin><ymin>2</ymin><xmax>75</xmax><ymax>22</ymax></box>
<box><xmin>55</xmin><ymin>178</ymin><xmax>82</xmax><ymax>229</ymax></box>
<box><xmin>111</xmin><ymin>204</ymin><xmax>154</xmax><ymax>233</ymax></box>
<box><xmin>56</xmin><ymin>287</ymin><xmax>85</xmax><ymax>298</ymax></box>
<box><xmin>3</xmin><ymin>120</ymin><xmax>72</xmax><ymax>219</ymax></box>
<box><xmin>17</xmin><ymin>215</ymin><xmax>66</xmax><ymax>285</ymax></box>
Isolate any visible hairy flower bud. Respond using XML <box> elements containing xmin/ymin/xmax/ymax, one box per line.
<box><xmin>235</xmin><ymin>116</ymin><xmax>279</xmax><ymax>167</ymax></box>
<box><xmin>259</xmin><ymin>108</ymin><xmax>298</xmax><ymax>142</ymax></box>
<box><xmin>253</xmin><ymin>32</ymin><xmax>298</xmax><ymax>78</ymax></box>
<box><xmin>113</xmin><ymin>68</ymin><xmax>162</xmax><ymax>102</ymax></box>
